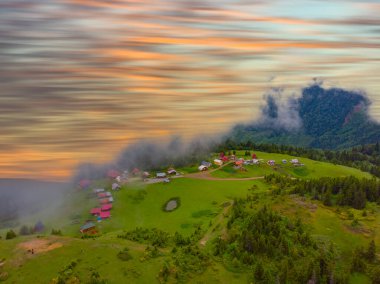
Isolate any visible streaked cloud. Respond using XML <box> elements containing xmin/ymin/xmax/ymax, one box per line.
<box><xmin>0</xmin><ymin>0</ymin><xmax>379</xmax><ymax>180</ymax></box>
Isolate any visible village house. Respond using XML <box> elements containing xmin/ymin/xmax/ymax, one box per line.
<box><xmin>143</xmin><ymin>171</ymin><xmax>150</xmax><ymax>178</ymax></box>
<box><xmin>80</xmin><ymin>222</ymin><xmax>96</xmax><ymax>234</ymax></box>
<box><xmin>97</xmin><ymin>192</ymin><xmax>108</xmax><ymax>198</ymax></box>
<box><xmin>112</xmin><ymin>183</ymin><xmax>120</xmax><ymax>190</ymax></box>
<box><xmin>99</xmin><ymin>211</ymin><xmax>111</xmax><ymax>219</ymax></box>
<box><xmin>198</xmin><ymin>165</ymin><xmax>208</xmax><ymax>171</ymax></box>
<box><xmin>267</xmin><ymin>160</ymin><xmax>276</xmax><ymax>166</ymax></box>
<box><xmin>90</xmin><ymin>208</ymin><xmax>101</xmax><ymax>215</ymax></box>
<box><xmin>252</xmin><ymin>159</ymin><xmax>260</xmax><ymax>165</ymax></box>
<box><xmin>282</xmin><ymin>159</ymin><xmax>287</xmax><ymax>164</ymax></box>
<box><xmin>94</xmin><ymin>188</ymin><xmax>105</xmax><ymax>193</ymax></box>
<box><xmin>167</xmin><ymin>168</ymin><xmax>177</xmax><ymax>175</ymax></box>
<box><xmin>132</xmin><ymin>168</ymin><xmax>140</xmax><ymax>176</ymax></box>
<box><xmin>101</xmin><ymin>204</ymin><xmax>112</xmax><ymax>211</ymax></box>
<box><xmin>99</xmin><ymin>196</ymin><xmax>113</xmax><ymax>204</ymax></box>
<box><xmin>221</xmin><ymin>156</ymin><xmax>229</xmax><ymax>162</ymax></box>
<box><xmin>290</xmin><ymin>158</ymin><xmax>299</xmax><ymax>164</ymax></box>
<box><xmin>201</xmin><ymin>161</ymin><xmax>212</xmax><ymax>168</ymax></box>
<box><xmin>214</xmin><ymin>159</ymin><xmax>223</xmax><ymax>166</ymax></box>
<box><xmin>243</xmin><ymin>160</ymin><xmax>252</xmax><ymax>165</ymax></box>
<box><xmin>121</xmin><ymin>170</ymin><xmax>129</xmax><ymax>179</ymax></box>
<box><xmin>107</xmin><ymin>169</ymin><xmax>120</xmax><ymax>179</ymax></box>
<box><xmin>156</xmin><ymin>172</ymin><xmax>167</xmax><ymax>178</ymax></box>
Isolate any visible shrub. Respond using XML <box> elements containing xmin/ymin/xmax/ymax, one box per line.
<box><xmin>0</xmin><ymin>271</ymin><xmax>9</xmax><ymax>281</ymax></box>
<box><xmin>51</xmin><ymin>229</ymin><xmax>62</xmax><ymax>236</ymax></box>
<box><xmin>117</xmin><ymin>248</ymin><xmax>132</xmax><ymax>261</ymax></box>
<box><xmin>19</xmin><ymin>225</ymin><xmax>30</xmax><ymax>236</ymax></box>
<box><xmin>5</xmin><ymin>230</ymin><xmax>16</xmax><ymax>240</ymax></box>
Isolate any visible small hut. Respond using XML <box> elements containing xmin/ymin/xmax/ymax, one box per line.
<box><xmin>101</xmin><ymin>204</ymin><xmax>112</xmax><ymax>211</ymax></box>
<box><xmin>112</xmin><ymin>183</ymin><xmax>120</xmax><ymax>190</ymax></box>
<box><xmin>80</xmin><ymin>222</ymin><xmax>96</xmax><ymax>234</ymax></box>
<box><xmin>167</xmin><ymin>168</ymin><xmax>177</xmax><ymax>175</ymax></box>
<box><xmin>214</xmin><ymin>159</ymin><xmax>223</xmax><ymax>166</ymax></box>
<box><xmin>156</xmin><ymin>172</ymin><xmax>166</xmax><ymax>178</ymax></box>
<box><xmin>100</xmin><ymin>211</ymin><xmax>111</xmax><ymax>219</ymax></box>
<box><xmin>198</xmin><ymin>165</ymin><xmax>208</xmax><ymax>171</ymax></box>
<box><xmin>90</xmin><ymin>208</ymin><xmax>101</xmax><ymax>215</ymax></box>
<box><xmin>107</xmin><ymin>169</ymin><xmax>120</xmax><ymax>179</ymax></box>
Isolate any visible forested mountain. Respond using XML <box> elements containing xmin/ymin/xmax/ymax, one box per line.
<box><xmin>232</xmin><ymin>84</ymin><xmax>380</xmax><ymax>149</ymax></box>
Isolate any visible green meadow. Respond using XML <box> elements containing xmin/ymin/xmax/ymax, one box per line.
<box><xmin>0</xmin><ymin>151</ymin><xmax>379</xmax><ymax>283</ymax></box>
<box><xmin>211</xmin><ymin>150</ymin><xmax>371</xmax><ymax>179</ymax></box>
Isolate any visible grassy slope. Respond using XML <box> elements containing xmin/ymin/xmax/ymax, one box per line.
<box><xmin>211</xmin><ymin>150</ymin><xmax>371</xmax><ymax>179</ymax></box>
<box><xmin>99</xmin><ymin>178</ymin><xmax>267</xmax><ymax>236</ymax></box>
<box><xmin>0</xmin><ymin>152</ymin><xmax>378</xmax><ymax>283</ymax></box>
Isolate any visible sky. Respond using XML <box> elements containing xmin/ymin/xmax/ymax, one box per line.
<box><xmin>0</xmin><ymin>0</ymin><xmax>379</xmax><ymax>180</ymax></box>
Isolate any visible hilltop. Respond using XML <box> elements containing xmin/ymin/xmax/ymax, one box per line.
<box><xmin>231</xmin><ymin>84</ymin><xmax>380</xmax><ymax>149</ymax></box>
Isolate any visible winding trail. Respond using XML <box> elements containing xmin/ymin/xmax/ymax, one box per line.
<box><xmin>199</xmin><ymin>201</ymin><xmax>233</xmax><ymax>246</ymax></box>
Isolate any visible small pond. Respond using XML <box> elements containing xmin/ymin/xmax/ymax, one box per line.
<box><xmin>163</xmin><ymin>197</ymin><xmax>180</xmax><ymax>212</ymax></box>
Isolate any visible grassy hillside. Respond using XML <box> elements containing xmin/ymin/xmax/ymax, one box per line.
<box><xmin>0</xmin><ymin>151</ymin><xmax>379</xmax><ymax>283</ymax></box>
<box><xmin>211</xmin><ymin>150</ymin><xmax>371</xmax><ymax>179</ymax></box>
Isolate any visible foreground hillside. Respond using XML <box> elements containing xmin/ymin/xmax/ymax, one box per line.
<box><xmin>0</xmin><ymin>151</ymin><xmax>379</xmax><ymax>283</ymax></box>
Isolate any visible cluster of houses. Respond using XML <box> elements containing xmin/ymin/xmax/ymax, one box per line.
<box><xmin>89</xmin><ymin>188</ymin><xmax>114</xmax><ymax>221</ymax></box>
<box><xmin>206</xmin><ymin>153</ymin><xmax>305</xmax><ymax>170</ymax></box>
<box><xmin>79</xmin><ymin>169</ymin><xmax>123</xmax><ymax>234</ymax></box>
<box><xmin>211</xmin><ymin>153</ymin><xmax>261</xmax><ymax>169</ymax></box>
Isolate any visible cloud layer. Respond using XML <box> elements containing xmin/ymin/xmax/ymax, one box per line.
<box><xmin>0</xmin><ymin>0</ymin><xmax>379</xmax><ymax>179</ymax></box>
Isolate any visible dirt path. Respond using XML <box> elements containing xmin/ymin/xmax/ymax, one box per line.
<box><xmin>185</xmin><ymin>167</ymin><xmax>265</xmax><ymax>181</ymax></box>
<box><xmin>200</xmin><ymin>201</ymin><xmax>233</xmax><ymax>246</ymax></box>
<box><xmin>186</xmin><ymin>174</ymin><xmax>265</xmax><ymax>181</ymax></box>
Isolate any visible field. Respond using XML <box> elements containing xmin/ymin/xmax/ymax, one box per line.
<box><xmin>0</xmin><ymin>151</ymin><xmax>379</xmax><ymax>283</ymax></box>
<box><xmin>211</xmin><ymin>150</ymin><xmax>371</xmax><ymax>179</ymax></box>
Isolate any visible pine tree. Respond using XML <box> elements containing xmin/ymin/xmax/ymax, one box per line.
<box><xmin>366</xmin><ymin>240</ymin><xmax>376</xmax><ymax>262</ymax></box>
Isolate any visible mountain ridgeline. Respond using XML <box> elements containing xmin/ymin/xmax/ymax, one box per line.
<box><xmin>232</xmin><ymin>85</ymin><xmax>380</xmax><ymax>149</ymax></box>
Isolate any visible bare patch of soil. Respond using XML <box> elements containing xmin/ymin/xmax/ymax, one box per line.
<box><xmin>18</xmin><ymin>238</ymin><xmax>63</xmax><ymax>254</ymax></box>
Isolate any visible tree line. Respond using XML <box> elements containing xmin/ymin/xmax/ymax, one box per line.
<box><xmin>265</xmin><ymin>174</ymin><xmax>380</xmax><ymax>209</ymax></box>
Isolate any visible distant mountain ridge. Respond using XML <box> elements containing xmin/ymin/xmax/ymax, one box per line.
<box><xmin>232</xmin><ymin>84</ymin><xmax>380</xmax><ymax>149</ymax></box>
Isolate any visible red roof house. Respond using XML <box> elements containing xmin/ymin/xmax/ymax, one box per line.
<box><xmin>97</xmin><ymin>193</ymin><xmax>107</xmax><ymax>198</ymax></box>
<box><xmin>132</xmin><ymin>168</ymin><xmax>140</xmax><ymax>175</ymax></box>
<box><xmin>79</xmin><ymin>179</ymin><xmax>91</xmax><ymax>189</ymax></box>
<box><xmin>99</xmin><ymin>198</ymin><xmax>110</xmax><ymax>204</ymax></box>
<box><xmin>101</xmin><ymin>204</ymin><xmax>112</xmax><ymax>211</ymax></box>
<box><xmin>90</xmin><ymin>208</ymin><xmax>101</xmax><ymax>215</ymax></box>
<box><xmin>222</xmin><ymin>156</ymin><xmax>229</xmax><ymax>162</ymax></box>
<box><xmin>100</xmin><ymin>211</ymin><xmax>111</xmax><ymax>219</ymax></box>
<box><xmin>107</xmin><ymin>169</ymin><xmax>120</xmax><ymax>179</ymax></box>
<box><xmin>252</xmin><ymin>153</ymin><xmax>257</xmax><ymax>159</ymax></box>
